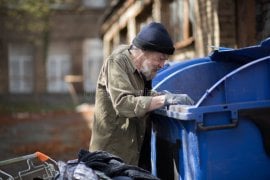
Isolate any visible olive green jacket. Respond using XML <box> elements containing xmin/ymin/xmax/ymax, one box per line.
<box><xmin>90</xmin><ymin>45</ymin><xmax>153</xmax><ymax>165</ymax></box>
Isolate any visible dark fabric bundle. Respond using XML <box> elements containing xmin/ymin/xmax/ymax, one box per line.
<box><xmin>78</xmin><ymin>149</ymin><xmax>160</xmax><ymax>180</ymax></box>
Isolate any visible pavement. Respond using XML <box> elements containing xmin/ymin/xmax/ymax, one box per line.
<box><xmin>0</xmin><ymin>104</ymin><xmax>94</xmax><ymax>162</ymax></box>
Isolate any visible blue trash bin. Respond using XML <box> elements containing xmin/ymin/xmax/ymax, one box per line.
<box><xmin>151</xmin><ymin>38</ymin><xmax>270</xmax><ymax>180</ymax></box>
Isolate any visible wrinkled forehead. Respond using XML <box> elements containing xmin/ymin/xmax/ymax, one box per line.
<box><xmin>144</xmin><ymin>50</ymin><xmax>169</xmax><ymax>60</ymax></box>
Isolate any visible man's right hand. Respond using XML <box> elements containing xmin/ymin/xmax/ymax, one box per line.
<box><xmin>164</xmin><ymin>93</ymin><xmax>194</xmax><ymax>105</ymax></box>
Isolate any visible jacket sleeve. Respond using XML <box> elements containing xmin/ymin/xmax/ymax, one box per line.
<box><xmin>106</xmin><ymin>54</ymin><xmax>152</xmax><ymax>118</ymax></box>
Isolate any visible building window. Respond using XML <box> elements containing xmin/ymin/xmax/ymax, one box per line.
<box><xmin>83</xmin><ymin>38</ymin><xmax>103</xmax><ymax>92</ymax></box>
<box><xmin>170</xmin><ymin>0</ymin><xmax>194</xmax><ymax>48</ymax></box>
<box><xmin>47</xmin><ymin>43</ymin><xmax>71</xmax><ymax>93</ymax></box>
<box><xmin>8</xmin><ymin>43</ymin><xmax>33</xmax><ymax>93</ymax></box>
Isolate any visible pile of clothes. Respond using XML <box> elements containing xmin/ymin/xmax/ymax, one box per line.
<box><xmin>55</xmin><ymin>149</ymin><xmax>159</xmax><ymax>180</ymax></box>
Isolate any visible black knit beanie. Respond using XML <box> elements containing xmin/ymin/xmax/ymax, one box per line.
<box><xmin>132</xmin><ymin>22</ymin><xmax>175</xmax><ymax>55</ymax></box>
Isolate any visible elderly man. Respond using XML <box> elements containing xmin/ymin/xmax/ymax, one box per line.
<box><xmin>89</xmin><ymin>22</ymin><xmax>194</xmax><ymax>166</ymax></box>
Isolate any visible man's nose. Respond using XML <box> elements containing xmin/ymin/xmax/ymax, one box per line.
<box><xmin>159</xmin><ymin>60</ymin><xmax>165</xmax><ymax>68</ymax></box>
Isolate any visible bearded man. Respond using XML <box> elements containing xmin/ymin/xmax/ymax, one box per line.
<box><xmin>89</xmin><ymin>22</ymin><xmax>194</xmax><ymax>166</ymax></box>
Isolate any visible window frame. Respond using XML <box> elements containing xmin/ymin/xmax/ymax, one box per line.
<box><xmin>170</xmin><ymin>0</ymin><xmax>194</xmax><ymax>49</ymax></box>
<box><xmin>8</xmin><ymin>44</ymin><xmax>34</xmax><ymax>94</ymax></box>
<box><xmin>47</xmin><ymin>53</ymin><xmax>71</xmax><ymax>93</ymax></box>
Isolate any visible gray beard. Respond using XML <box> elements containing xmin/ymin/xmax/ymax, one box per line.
<box><xmin>140</xmin><ymin>63</ymin><xmax>152</xmax><ymax>80</ymax></box>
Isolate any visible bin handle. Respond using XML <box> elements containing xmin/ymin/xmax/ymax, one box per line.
<box><xmin>197</xmin><ymin>119</ymin><xmax>238</xmax><ymax>131</ymax></box>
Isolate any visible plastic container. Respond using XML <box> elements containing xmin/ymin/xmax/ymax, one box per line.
<box><xmin>151</xmin><ymin>38</ymin><xmax>270</xmax><ymax>180</ymax></box>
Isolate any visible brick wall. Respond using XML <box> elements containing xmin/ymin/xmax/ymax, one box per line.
<box><xmin>218</xmin><ymin>0</ymin><xmax>237</xmax><ymax>48</ymax></box>
<box><xmin>0</xmin><ymin>41</ymin><xmax>8</xmax><ymax>93</ymax></box>
<box><xmin>256</xmin><ymin>0</ymin><xmax>270</xmax><ymax>40</ymax></box>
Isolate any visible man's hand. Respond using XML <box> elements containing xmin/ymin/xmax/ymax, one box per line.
<box><xmin>148</xmin><ymin>90</ymin><xmax>194</xmax><ymax>112</ymax></box>
<box><xmin>164</xmin><ymin>92</ymin><xmax>194</xmax><ymax>105</ymax></box>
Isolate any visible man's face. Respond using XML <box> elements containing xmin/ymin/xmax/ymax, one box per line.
<box><xmin>140</xmin><ymin>51</ymin><xmax>168</xmax><ymax>80</ymax></box>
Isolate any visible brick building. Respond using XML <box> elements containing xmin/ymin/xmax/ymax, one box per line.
<box><xmin>1</xmin><ymin>0</ymin><xmax>270</xmax><ymax>107</ymax></box>
<box><xmin>0</xmin><ymin>0</ymin><xmax>108</xmax><ymax>106</ymax></box>
<box><xmin>100</xmin><ymin>0</ymin><xmax>270</xmax><ymax>61</ymax></box>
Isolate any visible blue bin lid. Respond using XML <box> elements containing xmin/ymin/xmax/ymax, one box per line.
<box><xmin>152</xmin><ymin>57</ymin><xmax>210</xmax><ymax>87</ymax></box>
<box><xmin>210</xmin><ymin>37</ymin><xmax>270</xmax><ymax>63</ymax></box>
